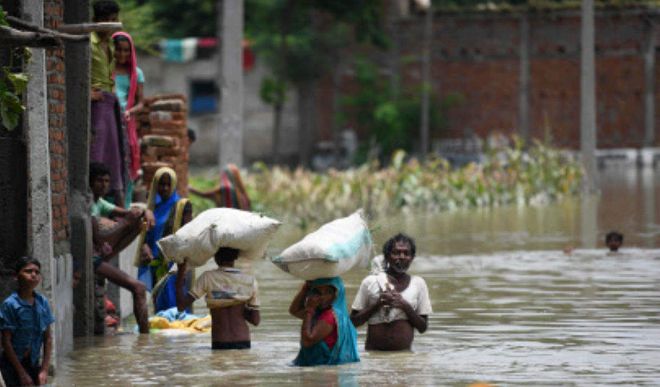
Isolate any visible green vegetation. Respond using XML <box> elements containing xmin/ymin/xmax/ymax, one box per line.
<box><xmin>190</xmin><ymin>138</ymin><xmax>582</xmax><ymax>230</ymax></box>
<box><xmin>0</xmin><ymin>7</ymin><xmax>29</xmax><ymax>131</ymax></box>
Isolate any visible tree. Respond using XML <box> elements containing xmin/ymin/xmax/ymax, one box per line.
<box><xmin>246</xmin><ymin>0</ymin><xmax>387</xmax><ymax>166</ymax></box>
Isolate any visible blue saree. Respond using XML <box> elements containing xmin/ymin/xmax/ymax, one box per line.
<box><xmin>293</xmin><ymin>277</ymin><xmax>360</xmax><ymax>367</ymax></box>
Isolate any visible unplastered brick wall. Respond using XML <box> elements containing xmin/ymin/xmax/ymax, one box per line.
<box><xmin>327</xmin><ymin>8</ymin><xmax>658</xmax><ymax>149</ymax></box>
<box><xmin>138</xmin><ymin>94</ymin><xmax>190</xmax><ymax>197</ymax></box>
<box><xmin>44</xmin><ymin>0</ymin><xmax>69</xmax><ymax>251</ymax></box>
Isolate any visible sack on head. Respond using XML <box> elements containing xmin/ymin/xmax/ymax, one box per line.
<box><xmin>158</xmin><ymin>208</ymin><xmax>281</xmax><ymax>267</ymax></box>
<box><xmin>272</xmin><ymin>210</ymin><xmax>372</xmax><ymax>280</ymax></box>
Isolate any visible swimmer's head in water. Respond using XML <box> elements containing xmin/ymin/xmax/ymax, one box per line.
<box><xmin>605</xmin><ymin>231</ymin><xmax>623</xmax><ymax>252</ymax></box>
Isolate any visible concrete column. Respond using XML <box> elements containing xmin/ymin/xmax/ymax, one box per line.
<box><xmin>64</xmin><ymin>0</ymin><xmax>94</xmax><ymax>337</ymax></box>
<box><xmin>580</xmin><ymin>0</ymin><xmax>597</xmax><ymax>193</ymax></box>
<box><xmin>519</xmin><ymin>13</ymin><xmax>531</xmax><ymax>144</ymax></box>
<box><xmin>643</xmin><ymin>18</ymin><xmax>655</xmax><ymax>147</ymax></box>
<box><xmin>217</xmin><ymin>0</ymin><xmax>244</xmax><ymax>167</ymax></box>
<box><xmin>22</xmin><ymin>0</ymin><xmax>74</xmax><ymax>367</ymax></box>
<box><xmin>21</xmin><ymin>1</ymin><xmax>54</xmax><ymax>285</ymax></box>
<box><xmin>419</xmin><ymin>4</ymin><xmax>433</xmax><ymax>158</ymax></box>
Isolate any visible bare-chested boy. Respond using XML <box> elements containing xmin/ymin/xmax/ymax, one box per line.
<box><xmin>175</xmin><ymin>247</ymin><xmax>260</xmax><ymax>349</ymax></box>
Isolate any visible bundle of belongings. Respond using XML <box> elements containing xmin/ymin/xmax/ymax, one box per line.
<box><xmin>158</xmin><ymin>208</ymin><xmax>281</xmax><ymax>267</ymax></box>
<box><xmin>271</xmin><ymin>210</ymin><xmax>372</xmax><ymax>280</ymax></box>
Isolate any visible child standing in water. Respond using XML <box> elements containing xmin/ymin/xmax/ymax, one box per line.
<box><xmin>175</xmin><ymin>247</ymin><xmax>260</xmax><ymax>349</ymax></box>
<box><xmin>0</xmin><ymin>258</ymin><xmax>54</xmax><ymax>386</ymax></box>
<box><xmin>112</xmin><ymin>31</ymin><xmax>144</xmax><ymax>207</ymax></box>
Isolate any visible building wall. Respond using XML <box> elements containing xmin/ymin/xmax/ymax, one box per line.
<box><xmin>139</xmin><ymin>56</ymin><xmax>299</xmax><ymax>165</ymax></box>
<box><xmin>316</xmin><ymin>9</ymin><xmax>658</xmax><ymax>151</ymax></box>
<box><xmin>44</xmin><ymin>0</ymin><xmax>70</xmax><ymax>253</ymax></box>
<box><xmin>391</xmin><ymin>9</ymin><xmax>658</xmax><ymax>149</ymax></box>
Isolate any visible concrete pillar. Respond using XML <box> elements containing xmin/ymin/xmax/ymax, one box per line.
<box><xmin>643</xmin><ymin>18</ymin><xmax>655</xmax><ymax>147</ymax></box>
<box><xmin>64</xmin><ymin>0</ymin><xmax>95</xmax><ymax>337</ymax></box>
<box><xmin>580</xmin><ymin>0</ymin><xmax>597</xmax><ymax>193</ymax></box>
<box><xmin>419</xmin><ymin>4</ymin><xmax>433</xmax><ymax>158</ymax></box>
<box><xmin>22</xmin><ymin>0</ymin><xmax>74</xmax><ymax>366</ymax></box>
<box><xmin>519</xmin><ymin>13</ymin><xmax>531</xmax><ymax>144</ymax></box>
<box><xmin>218</xmin><ymin>0</ymin><xmax>244</xmax><ymax>167</ymax></box>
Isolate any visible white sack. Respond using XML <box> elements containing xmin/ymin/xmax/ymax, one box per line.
<box><xmin>272</xmin><ymin>210</ymin><xmax>372</xmax><ymax>280</ymax></box>
<box><xmin>158</xmin><ymin>208</ymin><xmax>281</xmax><ymax>267</ymax></box>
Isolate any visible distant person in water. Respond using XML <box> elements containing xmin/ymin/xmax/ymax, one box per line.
<box><xmin>351</xmin><ymin>233</ymin><xmax>432</xmax><ymax>351</ymax></box>
<box><xmin>188</xmin><ymin>164</ymin><xmax>251</xmax><ymax>210</ymax></box>
<box><xmin>606</xmin><ymin>231</ymin><xmax>624</xmax><ymax>252</ymax></box>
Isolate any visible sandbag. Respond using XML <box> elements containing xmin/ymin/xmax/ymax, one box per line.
<box><xmin>157</xmin><ymin>208</ymin><xmax>281</xmax><ymax>267</ymax></box>
<box><xmin>271</xmin><ymin>210</ymin><xmax>372</xmax><ymax>280</ymax></box>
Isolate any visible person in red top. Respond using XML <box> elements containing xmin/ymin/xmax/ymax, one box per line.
<box><xmin>288</xmin><ymin>277</ymin><xmax>359</xmax><ymax>366</ymax></box>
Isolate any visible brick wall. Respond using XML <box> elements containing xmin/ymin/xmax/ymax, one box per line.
<box><xmin>44</xmin><ymin>0</ymin><xmax>70</xmax><ymax>254</ymax></box>
<box><xmin>323</xmin><ymin>8</ymin><xmax>659</xmax><ymax>150</ymax></box>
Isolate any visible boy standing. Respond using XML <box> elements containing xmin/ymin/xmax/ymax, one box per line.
<box><xmin>175</xmin><ymin>247</ymin><xmax>260</xmax><ymax>349</ymax></box>
<box><xmin>606</xmin><ymin>231</ymin><xmax>624</xmax><ymax>253</ymax></box>
<box><xmin>0</xmin><ymin>257</ymin><xmax>54</xmax><ymax>386</ymax></box>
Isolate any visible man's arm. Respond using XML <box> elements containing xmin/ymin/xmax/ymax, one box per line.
<box><xmin>1</xmin><ymin>330</ymin><xmax>33</xmax><ymax>386</ymax></box>
<box><xmin>300</xmin><ymin>302</ymin><xmax>333</xmax><ymax>348</ymax></box>
<box><xmin>38</xmin><ymin>326</ymin><xmax>53</xmax><ymax>384</ymax></box>
<box><xmin>175</xmin><ymin>262</ymin><xmax>196</xmax><ymax>312</ymax></box>
<box><xmin>243</xmin><ymin>306</ymin><xmax>260</xmax><ymax>326</ymax></box>
<box><xmin>288</xmin><ymin>282</ymin><xmax>311</xmax><ymax>320</ymax></box>
<box><xmin>350</xmin><ymin>300</ymin><xmax>383</xmax><ymax>327</ymax></box>
<box><xmin>387</xmin><ymin>292</ymin><xmax>428</xmax><ymax>333</ymax></box>
<box><xmin>349</xmin><ymin>279</ymin><xmax>383</xmax><ymax>327</ymax></box>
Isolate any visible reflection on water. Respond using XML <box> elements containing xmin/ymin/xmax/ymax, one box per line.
<box><xmin>56</xmin><ymin>167</ymin><xmax>660</xmax><ymax>385</ymax></box>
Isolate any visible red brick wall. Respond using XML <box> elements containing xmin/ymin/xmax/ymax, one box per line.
<box><xmin>322</xmin><ymin>9</ymin><xmax>659</xmax><ymax>150</ymax></box>
<box><xmin>44</xmin><ymin>0</ymin><xmax>69</xmax><ymax>248</ymax></box>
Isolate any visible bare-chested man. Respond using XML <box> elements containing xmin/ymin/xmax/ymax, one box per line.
<box><xmin>175</xmin><ymin>247</ymin><xmax>260</xmax><ymax>349</ymax></box>
<box><xmin>350</xmin><ymin>233</ymin><xmax>432</xmax><ymax>351</ymax></box>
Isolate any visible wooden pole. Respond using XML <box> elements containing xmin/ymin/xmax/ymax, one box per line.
<box><xmin>580</xmin><ymin>0</ymin><xmax>597</xmax><ymax>193</ymax></box>
<box><xmin>217</xmin><ymin>0</ymin><xmax>244</xmax><ymax>168</ymax></box>
<box><xmin>420</xmin><ymin>2</ymin><xmax>433</xmax><ymax>159</ymax></box>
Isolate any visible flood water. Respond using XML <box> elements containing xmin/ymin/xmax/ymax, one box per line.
<box><xmin>56</xmin><ymin>167</ymin><xmax>660</xmax><ymax>386</ymax></box>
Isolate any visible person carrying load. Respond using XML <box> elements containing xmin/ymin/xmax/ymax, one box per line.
<box><xmin>175</xmin><ymin>248</ymin><xmax>259</xmax><ymax>349</ymax></box>
<box><xmin>188</xmin><ymin>164</ymin><xmax>251</xmax><ymax>210</ymax></box>
<box><xmin>158</xmin><ymin>207</ymin><xmax>281</xmax><ymax>349</ymax></box>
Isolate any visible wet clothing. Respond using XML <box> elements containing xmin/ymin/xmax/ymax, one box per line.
<box><xmin>189</xmin><ymin>268</ymin><xmax>259</xmax><ymax>310</ymax></box>
<box><xmin>0</xmin><ymin>354</ymin><xmax>40</xmax><ymax>387</ymax></box>
<box><xmin>352</xmin><ymin>273</ymin><xmax>433</xmax><ymax>325</ymax></box>
<box><xmin>91</xmin><ymin>197</ymin><xmax>116</xmax><ymax>218</ymax></box>
<box><xmin>293</xmin><ymin>277</ymin><xmax>359</xmax><ymax>367</ymax></box>
<box><xmin>212</xmin><ymin>341</ymin><xmax>251</xmax><ymax>350</ymax></box>
<box><xmin>317</xmin><ymin>309</ymin><xmax>337</xmax><ymax>349</ymax></box>
<box><xmin>0</xmin><ymin>292</ymin><xmax>54</xmax><ymax>368</ymax></box>
<box><xmin>90</xmin><ymin>32</ymin><xmax>114</xmax><ymax>92</ymax></box>
<box><xmin>90</xmin><ymin>91</ymin><xmax>126</xmax><ymax>193</ymax></box>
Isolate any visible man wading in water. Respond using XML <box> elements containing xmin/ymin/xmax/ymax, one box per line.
<box><xmin>350</xmin><ymin>233</ymin><xmax>432</xmax><ymax>350</ymax></box>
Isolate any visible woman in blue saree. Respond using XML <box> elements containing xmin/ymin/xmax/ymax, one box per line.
<box><xmin>135</xmin><ymin>167</ymin><xmax>192</xmax><ymax>312</ymax></box>
<box><xmin>289</xmin><ymin>277</ymin><xmax>360</xmax><ymax>366</ymax></box>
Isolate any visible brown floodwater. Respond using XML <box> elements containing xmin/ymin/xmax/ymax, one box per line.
<box><xmin>55</xmin><ymin>167</ymin><xmax>660</xmax><ymax>386</ymax></box>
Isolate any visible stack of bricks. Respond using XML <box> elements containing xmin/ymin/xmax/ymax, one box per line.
<box><xmin>137</xmin><ymin>94</ymin><xmax>190</xmax><ymax>197</ymax></box>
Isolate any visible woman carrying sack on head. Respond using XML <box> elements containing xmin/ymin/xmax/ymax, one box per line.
<box><xmin>188</xmin><ymin>163</ymin><xmax>251</xmax><ymax>210</ymax></box>
<box><xmin>135</xmin><ymin>167</ymin><xmax>193</xmax><ymax>312</ymax></box>
<box><xmin>288</xmin><ymin>277</ymin><xmax>360</xmax><ymax>366</ymax></box>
